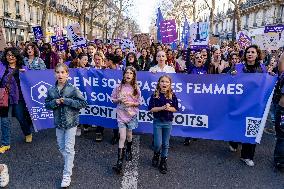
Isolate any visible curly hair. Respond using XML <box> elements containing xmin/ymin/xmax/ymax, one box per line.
<box><xmin>1</xmin><ymin>47</ymin><xmax>24</xmax><ymax>68</ymax></box>
<box><xmin>23</xmin><ymin>43</ymin><xmax>40</xmax><ymax>58</ymax></box>
<box><xmin>243</xmin><ymin>45</ymin><xmax>262</xmax><ymax>65</ymax></box>
<box><xmin>126</xmin><ymin>52</ymin><xmax>139</xmax><ymax>68</ymax></box>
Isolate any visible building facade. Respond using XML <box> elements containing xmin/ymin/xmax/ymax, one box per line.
<box><xmin>213</xmin><ymin>0</ymin><xmax>284</xmax><ymax>39</ymax></box>
<box><xmin>0</xmin><ymin>0</ymin><xmax>108</xmax><ymax>43</ymax></box>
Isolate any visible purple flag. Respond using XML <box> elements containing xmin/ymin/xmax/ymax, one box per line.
<box><xmin>160</xmin><ymin>19</ymin><xmax>177</xmax><ymax>44</ymax></box>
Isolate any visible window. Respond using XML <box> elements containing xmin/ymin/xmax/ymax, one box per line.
<box><xmin>245</xmin><ymin>15</ymin><xmax>249</xmax><ymax>26</ymax></box>
<box><xmin>15</xmin><ymin>1</ymin><xmax>20</xmax><ymax>14</ymax></box>
<box><xmin>262</xmin><ymin>9</ymin><xmax>267</xmax><ymax>23</ymax></box>
<box><xmin>4</xmin><ymin>0</ymin><xmax>8</xmax><ymax>12</ymax></box>
<box><xmin>279</xmin><ymin>5</ymin><xmax>284</xmax><ymax>21</ymax></box>
<box><xmin>37</xmin><ymin>7</ymin><xmax>40</xmax><ymax>23</ymax></box>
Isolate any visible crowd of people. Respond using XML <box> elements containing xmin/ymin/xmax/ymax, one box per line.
<box><xmin>0</xmin><ymin>38</ymin><xmax>284</xmax><ymax>187</ymax></box>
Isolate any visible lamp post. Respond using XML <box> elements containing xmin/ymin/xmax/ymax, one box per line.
<box><xmin>83</xmin><ymin>15</ymin><xmax>86</xmax><ymax>38</ymax></box>
<box><xmin>232</xmin><ymin>9</ymin><xmax>236</xmax><ymax>41</ymax></box>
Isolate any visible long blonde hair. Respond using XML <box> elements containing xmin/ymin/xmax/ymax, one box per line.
<box><xmin>154</xmin><ymin>75</ymin><xmax>173</xmax><ymax>99</ymax></box>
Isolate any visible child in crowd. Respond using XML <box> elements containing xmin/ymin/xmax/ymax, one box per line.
<box><xmin>0</xmin><ymin>164</ymin><xmax>9</xmax><ymax>187</ymax></box>
<box><xmin>111</xmin><ymin>66</ymin><xmax>141</xmax><ymax>175</ymax></box>
<box><xmin>148</xmin><ymin>75</ymin><xmax>179</xmax><ymax>174</ymax></box>
<box><xmin>45</xmin><ymin>63</ymin><xmax>87</xmax><ymax>187</ymax></box>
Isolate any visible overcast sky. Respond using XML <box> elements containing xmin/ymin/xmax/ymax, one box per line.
<box><xmin>129</xmin><ymin>0</ymin><xmax>158</xmax><ymax>33</ymax></box>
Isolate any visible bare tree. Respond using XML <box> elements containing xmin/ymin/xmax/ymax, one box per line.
<box><xmin>229</xmin><ymin>0</ymin><xmax>244</xmax><ymax>32</ymax></box>
<box><xmin>87</xmin><ymin>0</ymin><xmax>107</xmax><ymax>40</ymax></box>
<box><xmin>160</xmin><ymin>0</ymin><xmax>194</xmax><ymax>21</ymax></box>
<box><xmin>204</xmin><ymin>0</ymin><xmax>215</xmax><ymax>35</ymax></box>
<box><xmin>192</xmin><ymin>0</ymin><xmax>197</xmax><ymax>22</ymax></box>
<box><xmin>40</xmin><ymin>0</ymin><xmax>51</xmax><ymax>40</ymax></box>
<box><xmin>111</xmin><ymin>0</ymin><xmax>133</xmax><ymax>40</ymax></box>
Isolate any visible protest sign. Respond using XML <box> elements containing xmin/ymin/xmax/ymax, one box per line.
<box><xmin>265</xmin><ymin>32</ymin><xmax>281</xmax><ymax>50</ymax></box>
<box><xmin>113</xmin><ymin>39</ymin><xmax>121</xmax><ymax>46</ymax></box>
<box><xmin>20</xmin><ymin>70</ymin><xmax>276</xmax><ymax>144</ymax></box>
<box><xmin>120</xmin><ymin>38</ymin><xmax>137</xmax><ymax>53</ymax></box>
<box><xmin>132</xmin><ymin>33</ymin><xmax>151</xmax><ymax>50</ymax></box>
<box><xmin>253</xmin><ymin>33</ymin><xmax>281</xmax><ymax>50</ymax></box>
<box><xmin>264</xmin><ymin>24</ymin><xmax>284</xmax><ymax>33</ymax></box>
<box><xmin>160</xmin><ymin>19</ymin><xmax>177</xmax><ymax>44</ymax></box>
<box><xmin>32</xmin><ymin>26</ymin><xmax>43</xmax><ymax>41</ymax></box>
<box><xmin>190</xmin><ymin>22</ymin><xmax>209</xmax><ymax>46</ymax></box>
<box><xmin>237</xmin><ymin>31</ymin><xmax>252</xmax><ymax>49</ymax></box>
<box><xmin>66</xmin><ymin>23</ymin><xmax>86</xmax><ymax>47</ymax></box>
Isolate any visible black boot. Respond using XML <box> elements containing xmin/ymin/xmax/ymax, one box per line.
<box><xmin>111</xmin><ymin>130</ymin><xmax>119</xmax><ymax>145</ymax></box>
<box><xmin>159</xmin><ymin>157</ymin><xmax>168</xmax><ymax>174</ymax></box>
<box><xmin>183</xmin><ymin>137</ymin><xmax>191</xmax><ymax>146</ymax></box>
<box><xmin>126</xmin><ymin>141</ymin><xmax>133</xmax><ymax>161</ymax></box>
<box><xmin>152</xmin><ymin>152</ymin><xmax>160</xmax><ymax>167</ymax></box>
<box><xmin>112</xmin><ymin>148</ymin><xmax>125</xmax><ymax>175</ymax></box>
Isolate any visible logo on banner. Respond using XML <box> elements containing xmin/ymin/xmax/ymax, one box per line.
<box><xmin>30</xmin><ymin>81</ymin><xmax>54</xmax><ymax>121</ymax></box>
<box><xmin>245</xmin><ymin>117</ymin><xmax>261</xmax><ymax>137</ymax></box>
<box><xmin>31</xmin><ymin>81</ymin><xmax>52</xmax><ymax>105</ymax></box>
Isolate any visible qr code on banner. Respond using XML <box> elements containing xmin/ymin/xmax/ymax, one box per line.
<box><xmin>245</xmin><ymin>117</ymin><xmax>262</xmax><ymax>137</ymax></box>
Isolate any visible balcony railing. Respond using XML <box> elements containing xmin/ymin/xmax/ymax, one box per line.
<box><xmin>4</xmin><ymin>12</ymin><xmax>11</xmax><ymax>17</ymax></box>
<box><xmin>240</xmin><ymin>0</ymin><xmax>269</xmax><ymax>10</ymax></box>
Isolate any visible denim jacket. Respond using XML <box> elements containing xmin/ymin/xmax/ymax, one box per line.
<box><xmin>45</xmin><ymin>82</ymin><xmax>87</xmax><ymax>130</ymax></box>
<box><xmin>23</xmin><ymin>57</ymin><xmax>46</xmax><ymax>70</ymax></box>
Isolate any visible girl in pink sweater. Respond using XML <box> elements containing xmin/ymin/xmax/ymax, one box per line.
<box><xmin>111</xmin><ymin>66</ymin><xmax>141</xmax><ymax>175</ymax></box>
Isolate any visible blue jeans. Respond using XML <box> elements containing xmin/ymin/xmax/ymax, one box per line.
<box><xmin>56</xmin><ymin>127</ymin><xmax>77</xmax><ymax>177</ymax></box>
<box><xmin>153</xmin><ymin>119</ymin><xmax>172</xmax><ymax>157</ymax></box>
<box><xmin>0</xmin><ymin>117</ymin><xmax>10</xmax><ymax>146</ymax></box>
<box><xmin>0</xmin><ymin>101</ymin><xmax>32</xmax><ymax>146</ymax></box>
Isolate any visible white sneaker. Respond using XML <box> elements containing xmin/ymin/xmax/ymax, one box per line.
<box><xmin>76</xmin><ymin>127</ymin><xmax>81</xmax><ymax>136</ymax></box>
<box><xmin>0</xmin><ymin>164</ymin><xmax>9</xmax><ymax>187</ymax></box>
<box><xmin>61</xmin><ymin>175</ymin><xmax>71</xmax><ymax>188</ymax></box>
<box><xmin>229</xmin><ymin>145</ymin><xmax>237</xmax><ymax>152</ymax></box>
<box><xmin>240</xmin><ymin>158</ymin><xmax>255</xmax><ymax>167</ymax></box>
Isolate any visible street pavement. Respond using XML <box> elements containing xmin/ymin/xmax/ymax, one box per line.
<box><xmin>1</xmin><ymin>118</ymin><xmax>284</xmax><ymax>189</ymax></box>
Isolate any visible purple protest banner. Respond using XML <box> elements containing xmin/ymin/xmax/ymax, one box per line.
<box><xmin>237</xmin><ymin>31</ymin><xmax>252</xmax><ymax>49</ymax></box>
<box><xmin>190</xmin><ymin>45</ymin><xmax>209</xmax><ymax>50</ymax></box>
<box><xmin>32</xmin><ymin>26</ymin><xmax>43</xmax><ymax>41</ymax></box>
<box><xmin>264</xmin><ymin>24</ymin><xmax>284</xmax><ymax>33</ymax></box>
<box><xmin>19</xmin><ymin>69</ymin><xmax>276</xmax><ymax>144</ymax></box>
<box><xmin>160</xmin><ymin>19</ymin><xmax>177</xmax><ymax>44</ymax></box>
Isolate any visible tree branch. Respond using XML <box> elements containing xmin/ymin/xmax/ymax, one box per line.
<box><xmin>204</xmin><ymin>0</ymin><xmax>211</xmax><ymax>9</ymax></box>
<box><xmin>229</xmin><ymin>0</ymin><xmax>237</xmax><ymax>6</ymax></box>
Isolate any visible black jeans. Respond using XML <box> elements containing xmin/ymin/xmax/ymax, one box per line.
<box><xmin>229</xmin><ymin>141</ymin><xmax>256</xmax><ymax>160</ymax></box>
<box><xmin>0</xmin><ymin>100</ymin><xmax>32</xmax><ymax>145</ymax></box>
<box><xmin>96</xmin><ymin>126</ymin><xmax>104</xmax><ymax>134</ymax></box>
<box><xmin>275</xmin><ymin>105</ymin><xmax>284</xmax><ymax>139</ymax></box>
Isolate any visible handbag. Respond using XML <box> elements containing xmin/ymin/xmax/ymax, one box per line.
<box><xmin>0</xmin><ymin>68</ymin><xmax>14</xmax><ymax>107</ymax></box>
<box><xmin>0</xmin><ymin>87</ymin><xmax>8</xmax><ymax>107</ymax></box>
